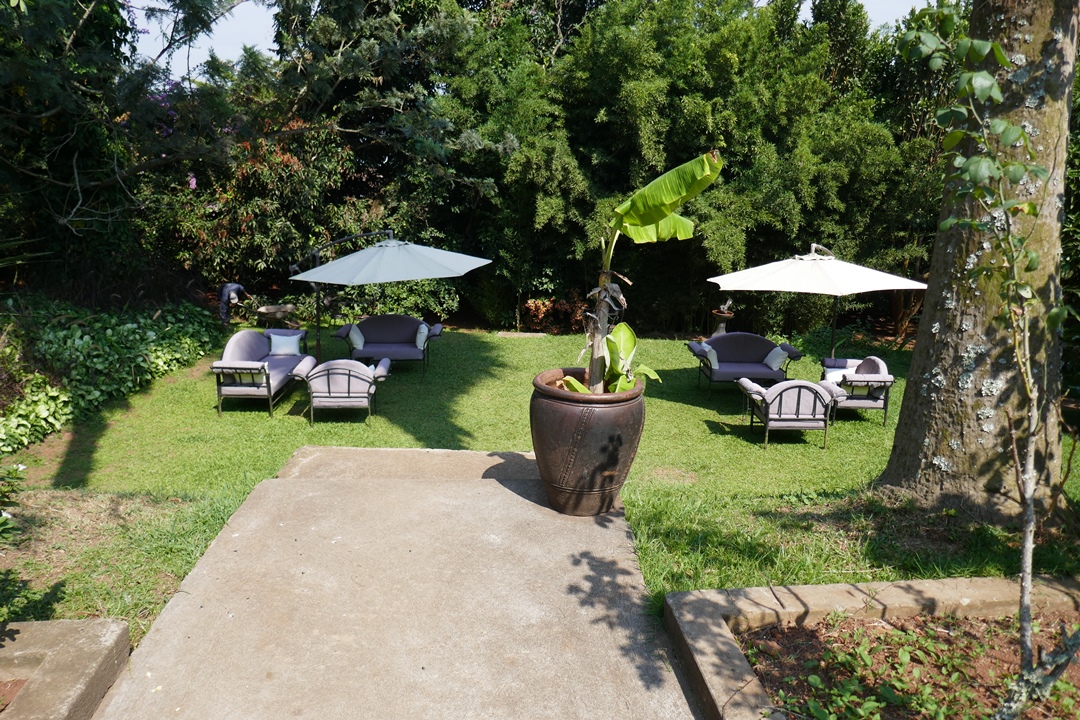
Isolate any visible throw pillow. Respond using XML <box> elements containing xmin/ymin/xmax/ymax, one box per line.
<box><xmin>348</xmin><ymin>325</ymin><xmax>365</xmax><ymax>350</ymax></box>
<box><xmin>268</xmin><ymin>333</ymin><xmax>301</xmax><ymax>356</ymax></box>
<box><xmin>416</xmin><ymin>323</ymin><xmax>429</xmax><ymax>349</ymax></box>
<box><xmin>763</xmin><ymin>346</ymin><xmax>788</xmax><ymax>371</ymax></box>
<box><xmin>705</xmin><ymin>346</ymin><xmax>719</xmax><ymax>370</ymax></box>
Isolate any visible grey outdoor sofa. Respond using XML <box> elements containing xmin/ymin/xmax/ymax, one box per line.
<box><xmin>687</xmin><ymin>332</ymin><xmax>802</xmax><ymax>395</ymax></box>
<box><xmin>212</xmin><ymin>329</ymin><xmax>315</xmax><ymax>417</ymax></box>
<box><xmin>334</xmin><ymin>314</ymin><xmax>443</xmax><ymax>372</ymax></box>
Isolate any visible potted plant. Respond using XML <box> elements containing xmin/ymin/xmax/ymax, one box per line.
<box><xmin>530</xmin><ymin>151</ymin><xmax>723</xmax><ymax>515</ymax></box>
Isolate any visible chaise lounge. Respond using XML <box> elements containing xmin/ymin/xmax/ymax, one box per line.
<box><xmin>334</xmin><ymin>314</ymin><xmax>443</xmax><ymax>373</ymax></box>
<box><xmin>687</xmin><ymin>332</ymin><xmax>802</xmax><ymax>395</ymax></box>
<box><xmin>212</xmin><ymin>329</ymin><xmax>315</xmax><ymax>417</ymax></box>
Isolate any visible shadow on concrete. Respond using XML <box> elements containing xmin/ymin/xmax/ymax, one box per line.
<box><xmin>481</xmin><ymin>452</ymin><xmax>548</xmax><ymax>508</ymax></box>
<box><xmin>567</xmin><ymin>550</ymin><xmax>680</xmax><ymax>692</ymax></box>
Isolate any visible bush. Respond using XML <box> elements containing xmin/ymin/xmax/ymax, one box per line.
<box><xmin>0</xmin><ymin>297</ymin><xmax>219</xmax><ymax>454</ymax></box>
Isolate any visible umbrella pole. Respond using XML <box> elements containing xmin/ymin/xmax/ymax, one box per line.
<box><xmin>316</xmin><ymin>286</ymin><xmax>323</xmax><ymax>362</ymax></box>
<box><xmin>830</xmin><ymin>296</ymin><xmax>839</xmax><ymax>358</ymax></box>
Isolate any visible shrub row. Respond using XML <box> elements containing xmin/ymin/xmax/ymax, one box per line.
<box><xmin>0</xmin><ymin>299</ymin><xmax>219</xmax><ymax>454</ymax></box>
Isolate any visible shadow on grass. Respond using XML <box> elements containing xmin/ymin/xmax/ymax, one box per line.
<box><xmin>369</xmin><ymin>331</ymin><xmax>507</xmax><ymax>450</ymax></box>
<box><xmin>753</xmin><ymin>490</ymin><xmax>1080</xmax><ymax>580</ymax></box>
<box><xmin>0</xmin><ymin>570</ymin><xmax>65</xmax><ymax>622</ymax></box>
<box><xmin>50</xmin><ymin>397</ymin><xmax>132</xmax><ymax>490</ymax></box>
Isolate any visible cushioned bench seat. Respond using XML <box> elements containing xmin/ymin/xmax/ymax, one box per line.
<box><xmin>687</xmin><ymin>332</ymin><xmax>802</xmax><ymax>394</ymax></box>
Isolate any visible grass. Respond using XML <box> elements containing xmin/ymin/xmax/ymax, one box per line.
<box><xmin>3</xmin><ymin>325</ymin><xmax>1079</xmax><ymax>640</ymax></box>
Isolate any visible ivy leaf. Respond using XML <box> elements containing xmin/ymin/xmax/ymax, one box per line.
<box><xmin>963</xmin><ymin>156</ymin><xmax>997</xmax><ymax>185</ymax></box>
<box><xmin>971</xmin><ymin>71</ymin><xmax>999</xmax><ymax>103</ymax></box>
<box><xmin>953</xmin><ymin>38</ymin><xmax>971</xmax><ymax>63</ymax></box>
<box><xmin>942</xmin><ymin>130</ymin><xmax>967</xmax><ymax>151</ymax></box>
<box><xmin>929</xmin><ymin>55</ymin><xmax>944</xmax><ymax>72</ymax></box>
<box><xmin>1017</xmin><ymin>283</ymin><xmax>1033</xmax><ymax>299</ymax></box>
<box><xmin>1025</xmin><ymin>250</ymin><xmax>1040</xmax><ymax>272</ymax></box>
<box><xmin>1000</xmin><ymin>124</ymin><xmax>1023</xmax><ymax>147</ymax></box>
<box><xmin>1028</xmin><ymin>164</ymin><xmax>1050</xmax><ymax>181</ymax></box>
<box><xmin>992</xmin><ymin>42</ymin><xmax>1012</xmax><ymax>68</ymax></box>
<box><xmin>969</xmin><ymin>39</ymin><xmax>993</xmax><ymax>61</ymax></box>
<box><xmin>1048</xmin><ymin>306</ymin><xmax>1070</xmax><ymax>330</ymax></box>
<box><xmin>936</xmin><ymin>105</ymin><xmax>967</xmax><ymax>127</ymax></box>
<box><xmin>1004</xmin><ymin>163</ymin><xmax>1027</xmax><ymax>183</ymax></box>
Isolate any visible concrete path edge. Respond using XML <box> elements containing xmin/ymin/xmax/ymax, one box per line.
<box><xmin>665</xmin><ymin>575</ymin><xmax>1080</xmax><ymax>720</ymax></box>
<box><xmin>0</xmin><ymin>619</ymin><xmax>129</xmax><ymax>720</ymax></box>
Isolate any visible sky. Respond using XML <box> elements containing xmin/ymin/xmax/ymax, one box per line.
<box><xmin>135</xmin><ymin>0</ymin><xmax>927</xmax><ymax>72</ymax></box>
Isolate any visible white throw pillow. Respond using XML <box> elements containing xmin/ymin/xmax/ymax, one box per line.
<box><xmin>416</xmin><ymin>323</ymin><xmax>429</xmax><ymax>349</ymax></box>
<box><xmin>268</xmin><ymin>333</ymin><xmax>301</xmax><ymax>356</ymax></box>
<box><xmin>348</xmin><ymin>325</ymin><xmax>365</xmax><ymax>350</ymax></box>
<box><xmin>763</xmin><ymin>346</ymin><xmax>788</xmax><ymax>371</ymax></box>
<box><xmin>705</xmin><ymin>346</ymin><xmax>719</xmax><ymax>370</ymax></box>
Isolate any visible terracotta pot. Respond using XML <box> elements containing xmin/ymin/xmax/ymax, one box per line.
<box><xmin>529</xmin><ymin>368</ymin><xmax>645</xmax><ymax>516</ymax></box>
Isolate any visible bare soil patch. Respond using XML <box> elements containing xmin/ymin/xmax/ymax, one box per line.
<box><xmin>741</xmin><ymin>610</ymin><xmax>1080</xmax><ymax>719</ymax></box>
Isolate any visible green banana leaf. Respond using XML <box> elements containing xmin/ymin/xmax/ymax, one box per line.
<box><xmin>612</xmin><ymin>151</ymin><xmax>722</xmax><ymax>240</ymax></box>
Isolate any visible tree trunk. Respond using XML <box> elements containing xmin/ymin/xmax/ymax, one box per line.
<box><xmin>875</xmin><ymin>0</ymin><xmax>1078</xmax><ymax>523</ymax></box>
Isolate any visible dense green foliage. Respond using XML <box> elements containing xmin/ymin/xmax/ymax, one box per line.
<box><xmin>1</xmin><ymin>0</ymin><xmax>953</xmax><ymax>336</ymax></box>
<box><xmin>0</xmin><ymin>299</ymin><xmax>218</xmax><ymax>453</ymax></box>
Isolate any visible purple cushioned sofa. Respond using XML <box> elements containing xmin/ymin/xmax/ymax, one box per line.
<box><xmin>334</xmin><ymin>314</ymin><xmax>443</xmax><ymax>372</ymax></box>
<box><xmin>687</xmin><ymin>332</ymin><xmax>802</xmax><ymax>395</ymax></box>
<box><xmin>212</xmin><ymin>329</ymin><xmax>316</xmax><ymax>417</ymax></box>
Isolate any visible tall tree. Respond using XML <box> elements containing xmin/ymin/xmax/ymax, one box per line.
<box><xmin>876</xmin><ymin>0</ymin><xmax>1078</xmax><ymax>521</ymax></box>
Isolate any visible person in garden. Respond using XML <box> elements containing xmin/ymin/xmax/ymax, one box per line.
<box><xmin>218</xmin><ymin>283</ymin><xmax>248</xmax><ymax>329</ymax></box>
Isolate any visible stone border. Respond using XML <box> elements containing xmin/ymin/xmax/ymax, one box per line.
<box><xmin>665</xmin><ymin>576</ymin><xmax>1080</xmax><ymax>720</ymax></box>
<box><xmin>0</xmin><ymin>619</ymin><xmax>128</xmax><ymax>720</ymax></box>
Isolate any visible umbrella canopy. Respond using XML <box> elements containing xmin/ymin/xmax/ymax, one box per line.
<box><xmin>290</xmin><ymin>239</ymin><xmax>491</xmax><ymax>286</ymax></box>
<box><xmin>707</xmin><ymin>245</ymin><xmax>926</xmax><ymax>356</ymax></box>
<box><xmin>707</xmin><ymin>244</ymin><xmax>926</xmax><ymax>296</ymax></box>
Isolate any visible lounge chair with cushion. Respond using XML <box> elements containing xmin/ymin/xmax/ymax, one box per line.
<box><xmin>737</xmin><ymin>378</ymin><xmax>845</xmax><ymax>448</ymax></box>
<box><xmin>296</xmin><ymin>358</ymin><xmax>391</xmax><ymax>425</ymax></box>
<box><xmin>687</xmin><ymin>332</ymin><xmax>802</xmax><ymax>395</ymax></box>
<box><xmin>212</xmin><ymin>329</ymin><xmax>316</xmax><ymax>417</ymax></box>
<box><xmin>820</xmin><ymin>356</ymin><xmax>895</xmax><ymax>426</ymax></box>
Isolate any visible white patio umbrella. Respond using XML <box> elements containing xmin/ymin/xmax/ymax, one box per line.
<box><xmin>707</xmin><ymin>244</ymin><xmax>926</xmax><ymax>355</ymax></box>
<box><xmin>290</xmin><ymin>234</ymin><xmax>492</xmax><ymax>359</ymax></box>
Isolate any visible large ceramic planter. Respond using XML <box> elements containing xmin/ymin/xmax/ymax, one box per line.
<box><xmin>529</xmin><ymin>368</ymin><xmax>645</xmax><ymax>516</ymax></box>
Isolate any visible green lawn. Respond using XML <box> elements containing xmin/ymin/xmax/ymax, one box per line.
<box><xmin>6</xmin><ymin>327</ymin><xmax>1079</xmax><ymax>638</ymax></box>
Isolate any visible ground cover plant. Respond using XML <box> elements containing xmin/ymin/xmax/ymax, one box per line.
<box><xmin>740</xmin><ymin>610</ymin><xmax>1080</xmax><ymax>719</ymax></box>
<box><xmin>1</xmin><ymin>327</ymin><xmax>1077</xmax><ymax>647</ymax></box>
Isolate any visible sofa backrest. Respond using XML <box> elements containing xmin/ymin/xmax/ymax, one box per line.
<box><xmin>703</xmin><ymin>332</ymin><xmax>777</xmax><ymax>363</ymax></box>
<box><xmin>855</xmin><ymin>356</ymin><xmax>888</xmax><ymax>375</ymax></box>
<box><xmin>357</xmin><ymin>314</ymin><xmax>424</xmax><ymax>344</ymax></box>
<box><xmin>222</xmin><ymin>330</ymin><xmax>270</xmax><ymax>362</ymax></box>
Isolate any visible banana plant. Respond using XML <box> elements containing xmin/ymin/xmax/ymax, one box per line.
<box><xmin>567</xmin><ymin>150</ymin><xmax>723</xmax><ymax>394</ymax></box>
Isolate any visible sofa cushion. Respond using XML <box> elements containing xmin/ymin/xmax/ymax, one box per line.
<box><xmin>416</xmin><ymin>323</ymin><xmax>429</xmax><ymax>349</ymax></box>
<box><xmin>703</xmin><ymin>332</ymin><xmax>779</xmax><ymax>364</ymax></box>
<box><xmin>348</xmin><ymin>325</ymin><xmax>365</xmax><ymax>350</ymax></box>
<box><xmin>269</xmin><ymin>333</ymin><xmax>301</xmax><ymax>356</ymax></box>
<box><xmin>712</xmin><ymin>362</ymin><xmax>786</xmax><ymax>383</ymax></box>
<box><xmin>763</xmin><ymin>346</ymin><xmax>788</xmax><ymax>370</ymax></box>
<box><xmin>353</xmin><ymin>342</ymin><xmax>425</xmax><ymax>362</ymax></box>
<box><xmin>705</xmin><ymin>346</ymin><xmax>719</xmax><ymax>370</ymax></box>
<box><xmin>357</xmin><ymin>314</ymin><xmax>424</xmax><ymax>345</ymax></box>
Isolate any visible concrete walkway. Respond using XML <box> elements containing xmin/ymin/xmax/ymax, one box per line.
<box><xmin>92</xmin><ymin>447</ymin><xmax>702</xmax><ymax>720</ymax></box>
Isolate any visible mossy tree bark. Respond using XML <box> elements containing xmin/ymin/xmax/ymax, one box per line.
<box><xmin>875</xmin><ymin>0</ymin><xmax>1078</xmax><ymax>522</ymax></box>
